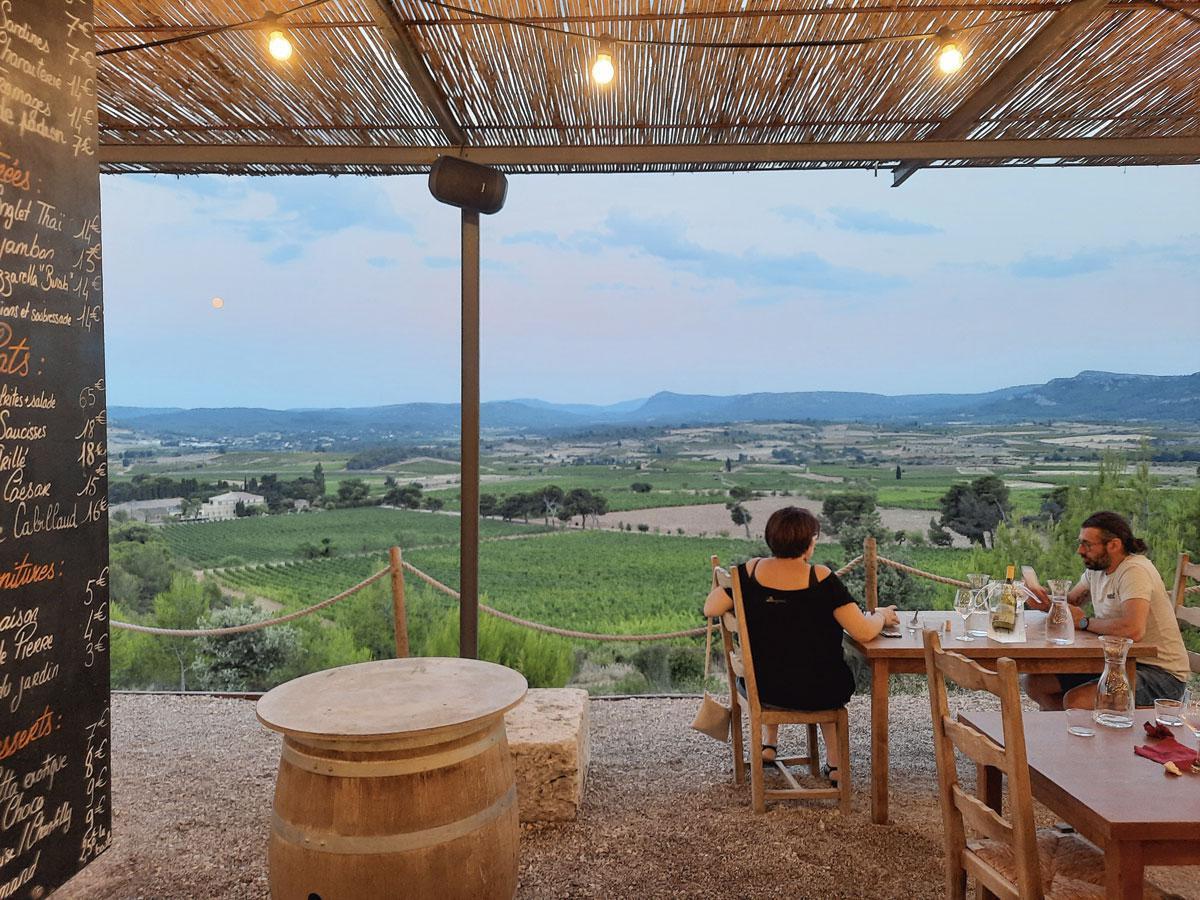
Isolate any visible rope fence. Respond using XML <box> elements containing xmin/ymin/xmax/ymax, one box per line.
<box><xmin>109</xmin><ymin>542</ymin><xmax>1199</xmax><ymax>645</ymax></box>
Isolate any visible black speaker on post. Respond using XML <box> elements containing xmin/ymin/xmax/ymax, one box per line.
<box><xmin>428</xmin><ymin>156</ymin><xmax>508</xmax><ymax>215</ymax></box>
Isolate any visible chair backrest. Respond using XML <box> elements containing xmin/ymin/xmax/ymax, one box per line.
<box><xmin>727</xmin><ymin>565</ymin><xmax>768</xmax><ymax>712</ymax></box>
<box><xmin>711</xmin><ymin>562</ymin><xmax>745</xmax><ymax>680</ymax></box>
<box><xmin>1173</xmin><ymin>552</ymin><xmax>1200</xmax><ymax>674</ymax></box>
<box><xmin>922</xmin><ymin>630</ymin><xmax>1043</xmax><ymax>900</ymax></box>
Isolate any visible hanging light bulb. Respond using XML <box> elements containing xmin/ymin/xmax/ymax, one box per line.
<box><xmin>267</xmin><ymin>27</ymin><xmax>293</xmax><ymax>62</ymax></box>
<box><xmin>935</xmin><ymin>27</ymin><xmax>963</xmax><ymax>75</ymax></box>
<box><xmin>591</xmin><ymin>38</ymin><xmax>615</xmax><ymax>86</ymax></box>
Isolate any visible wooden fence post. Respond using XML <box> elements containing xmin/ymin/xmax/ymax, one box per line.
<box><xmin>864</xmin><ymin>536</ymin><xmax>878</xmax><ymax>611</ymax></box>
<box><xmin>390</xmin><ymin>546</ymin><xmax>409</xmax><ymax>658</ymax></box>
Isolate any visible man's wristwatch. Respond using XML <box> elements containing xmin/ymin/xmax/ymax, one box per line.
<box><xmin>1078</xmin><ymin>616</ymin><xmax>1090</xmax><ymax>632</ymax></box>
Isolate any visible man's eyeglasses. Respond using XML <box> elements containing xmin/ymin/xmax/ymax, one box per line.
<box><xmin>1078</xmin><ymin>538</ymin><xmax>1111</xmax><ymax>549</ymax></box>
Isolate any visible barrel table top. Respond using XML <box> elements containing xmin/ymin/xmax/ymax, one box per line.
<box><xmin>257</xmin><ymin>657</ymin><xmax>528</xmax><ymax>743</ymax></box>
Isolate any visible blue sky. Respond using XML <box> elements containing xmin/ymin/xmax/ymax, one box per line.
<box><xmin>99</xmin><ymin>165</ymin><xmax>1199</xmax><ymax>409</ymax></box>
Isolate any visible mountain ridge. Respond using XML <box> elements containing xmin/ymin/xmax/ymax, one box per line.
<box><xmin>109</xmin><ymin>371</ymin><xmax>1200</xmax><ymax>440</ymax></box>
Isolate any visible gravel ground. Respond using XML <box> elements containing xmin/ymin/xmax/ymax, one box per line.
<box><xmin>58</xmin><ymin>693</ymin><xmax>1197</xmax><ymax>899</ymax></box>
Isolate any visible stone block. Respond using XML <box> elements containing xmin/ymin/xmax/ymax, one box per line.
<box><xmin>504</xmin><ymin>688</ymin><xmax>590</xmax><ymax>822</ymax></box>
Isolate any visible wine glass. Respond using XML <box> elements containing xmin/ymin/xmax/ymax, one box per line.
<box><xmin>953</xmin><ymin>588</ymin><xmax>975</xmax><ymax>642</ymax></box>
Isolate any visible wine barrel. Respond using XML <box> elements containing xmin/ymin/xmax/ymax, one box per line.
<box><xmin>257</xmin><ymin>658</ymin><xmax>528</xmax><ymax>900</ymax></box>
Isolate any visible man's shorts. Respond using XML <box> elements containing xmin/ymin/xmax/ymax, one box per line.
<box><xmin>1056</xmin><ymin>664</ymin><xmax>1187</xmax><ymax>706</ymax></box>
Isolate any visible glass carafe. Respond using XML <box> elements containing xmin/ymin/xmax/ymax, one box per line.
<box><xmin>1093</xmin><ymin>636</ymin><xmax>1134</xmax><ymax>728</ymax></box>
<box><xmin>966</xmin><ymin>573</ymin><xmax>990</xmax><ymax>637</ymax></box>
<box><xmin>1044</xmin><ymin>579</ymin><xmax>1075</xmax><ymax>646</ymax></box>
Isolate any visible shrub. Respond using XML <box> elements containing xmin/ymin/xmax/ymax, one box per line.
<box><xmin>425</xmin><ymin>608</ymin><xmax>573</xmax><ymax>687</ymax></box>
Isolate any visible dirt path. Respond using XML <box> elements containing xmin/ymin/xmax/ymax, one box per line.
<box><xmin>595</xmin><ymin>496</ymin><xmax>972</xmax><ymax>547</ymax></box>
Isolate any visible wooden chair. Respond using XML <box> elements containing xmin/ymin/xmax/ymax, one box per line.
<box><xmin>923</xmin><ymin>630</ymin><xmax>1113</xmax><ymax>899</ymax></box>
<box><xmin>1171</xmin><ymin>552</ymin><xmax>1200</xmax><ymax>677</ymax></box>
<box><xmin>714</xmin><ymin>561</ymin><xmax>850</xmax><ymax>814</ymax></box>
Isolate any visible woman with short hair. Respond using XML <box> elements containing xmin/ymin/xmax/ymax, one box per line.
<box><xmin>705</xmin><ymin>506</ymin><xmax>898</xmax><ymax>784</ymax></box>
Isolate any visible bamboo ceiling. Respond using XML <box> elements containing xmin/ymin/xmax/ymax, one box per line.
<box><xmin>95</xmin><ymin>0</ymin><xmax>1200</xmax><ymax>182</ymax></box>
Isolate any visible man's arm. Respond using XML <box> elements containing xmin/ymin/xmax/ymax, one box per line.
<box><xmin>1066</xmin><ymin>579</ymin><xmax>1090</xmax><ymax>606</ymax></box>
<box><xmin>1069</xmin><ymin>596</ymin><xmax>1149</xmax><ymax>639</ymax></box>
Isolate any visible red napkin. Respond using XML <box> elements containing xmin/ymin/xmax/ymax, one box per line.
<box><xmin>1135</xmin><ymin>721</ymin><xmax>1198</xmax><ymax>767</ymax></box>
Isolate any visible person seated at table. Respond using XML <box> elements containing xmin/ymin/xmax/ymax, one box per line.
<box><xmin>1024</xmin><ymin>510</ymin><xmax>1189</xmax><ymax>711</ymax></box>
<box><xmin>704</xmin><ymin>506</ymin><xmax>898</xmax><ymax>783</ymax></box>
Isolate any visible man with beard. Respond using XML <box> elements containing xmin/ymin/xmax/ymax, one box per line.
<box><xmin>1024</xmin><ymin>510</ymin><xmax>1189</xmax><ymax>711</ymax></box>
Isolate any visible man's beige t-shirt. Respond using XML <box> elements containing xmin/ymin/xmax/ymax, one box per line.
<box><xmin>1083</xmin><ymin>554</ymin><xmax>1189</xmax><ymax>683</ymax></box>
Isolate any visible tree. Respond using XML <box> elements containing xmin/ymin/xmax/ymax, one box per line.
<box><xmin>422</xmin><ymin>496</ymin><xmax>445</xmax><ymax>512</ymax></box>
<box><xmin>630</xmin><ymin>482</ymin><xmax>652</xmax><ymax>493</ymax></box>
<box><xmin>190</xmin><ymin>606</ymin><xmax>302</xmax><ymax>691</ymax></box>
<box><xmin>313</xmin><ymin>462</ymin><xmax>326</xmax><ymax>495</ymax></box>
<box><xmin>727</xmin><ymin>485</ymin><xmax>752</xmax><ymax>503</ymax></box>
<box><xmin>383</xmin><ymin>483</ymin><xmax>422</xmax><ymax>509</ymax></box>
<box><xmin>936</xmin><ymin>475</ymin><xmax>1011</xmax><ymax>547</ymax></box>
<box><xmin>151</xmin><ymin>575</ymin><xmax>217</xmax><ymax>690</ymax></box>
<box><xmin>724</xmin><ymin>457</ymin><xmax>732</xmax><ymax>473</ymax></box>
<box><xmin>337</xmin><ymin>478</ymin><xmax>371</xmax><ymax>506</ymax></box>
<box><xmin>895</xmin><ymin>465</ymin><xmax>902</xmax><ymax>480</ymax></box>
<box><xmin>927</xmin><ymin>516</ymin><xmax>954</xmax><ymax>547</ymax></box>
<box><xmin>821</xmin><ymin>491</ymin><xmax>878</xmax><ymax>534</ymax></box>
<box><xmin>727</xmin><ymin>502</ymin><xmax>752</xmax><ymax>538</ymax></box>
<box><xmin>479</xmin><ymin>493</ymin><xmax>499</xmax><ymax>517</ymax></box>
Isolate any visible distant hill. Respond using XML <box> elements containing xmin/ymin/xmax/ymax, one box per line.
<box><xmin>109</xmin><ymin>371</ymin><xmax>1200</xmax><ymax>441</ymax></box>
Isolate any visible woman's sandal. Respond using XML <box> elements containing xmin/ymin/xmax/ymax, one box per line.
<box><xmin>761</xmin><ymin>744</ymin><xmax>778</xmax><ymax>764</ymax></box>
<box><xmin>821</xmin><ymin>763</ymin><xmax>840</xmax><ymax>787</ymax></box>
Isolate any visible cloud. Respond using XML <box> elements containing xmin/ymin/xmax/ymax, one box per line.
<box><xmin>597</xmin><ymin>210</ymin><xmax>904</xmax><ymax>293</ymax></box>
<box><xmin>503</xmin><ymin>230</ymin><xmax>570</xmax><ymax>249</ymax></box>
<box><xmin>265</xmin><ymin>244</ymin><xmax>304</xmax><ymax>264</ymax></box>
<box><xmin>423</xmin><ymin>255</ymin><xmax>459</xmax><ymax>269</ymax></box>
<box><xmin>367</xmin><ymin>256</ymin><xmax>397</xmax><ymax>268</ymax></box>
<box><xmin>1010</xmin><ymin>250</ymin><xmax>1113</xmax><ymax>279</ymax></box>
<box><xmin>829</xmin><ymin>207</ymin><xmax>942</xmax><ymax>236</ymax></box>
<box><xmin>773</xmin><ymin>205</ymin><xmax>820</xmax><ymax>224</ymax></box>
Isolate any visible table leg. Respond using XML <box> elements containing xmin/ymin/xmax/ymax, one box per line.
<box><xmin>1105</xmin><ymin>840</ymin><xmax>1143</xmax><ymax>899</ymax></box>
<box><xmin>870</xmin><ymin>659</ymin><xmax>890</xmax><ymax>825</ymax></box>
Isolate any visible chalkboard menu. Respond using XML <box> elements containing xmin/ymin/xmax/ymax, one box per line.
<box><xmin>0</xmin><ymin>1</ymin><xmax>112</xmax><ymax>896</ymax></box>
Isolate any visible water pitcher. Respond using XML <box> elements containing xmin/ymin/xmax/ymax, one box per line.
<box><xmin>1044</xmin><ymin>580</ymin><xmax>1074</xmax><ymax>646</ymax></box>
<box><xmin>1093</xmin><ymin>636</ymin><xmax>1134</xmax><ymax>728</ymax></box>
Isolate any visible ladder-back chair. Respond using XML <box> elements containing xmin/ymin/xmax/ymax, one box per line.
<box><xmin>1171</xmin><ymin>552</ymin><xmax>1200</xmax><ymax>677</ymax></box>
<box><xmin>923</xmin><ymin>630</ymin><xmax>1112</xmax><ymax>899</ymax></box>
<box><xmin>715</xmin><ymin>561</ymin><xmax>850</xmax><ymax>814</ymax></box>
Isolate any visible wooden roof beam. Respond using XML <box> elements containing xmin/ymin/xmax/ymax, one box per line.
<box><xmin>366</xmin><ymin>0</ymin><xmax>466</xmax><ymax>146</ymax></box>
<box><xmin>892</xmin><ymin>0</ymin><xmax>1111</xmax><ymax>187</ymax></box>
<box><xmin>97</xmin><ymin>136</ymin><xmax>1200</xmax><ymax>168</ymax></box>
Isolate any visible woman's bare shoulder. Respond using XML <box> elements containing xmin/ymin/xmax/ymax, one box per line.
<box><xmin>812</xmin><ymin>563</ymin><xmax>832</xmax><ymax>582</ymax></box>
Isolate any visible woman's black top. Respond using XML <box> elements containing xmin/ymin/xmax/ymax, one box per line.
<box><xmin>735</xmin><ymin>561</ymin><xmax>858</xmax><ymax>711</ymax></box>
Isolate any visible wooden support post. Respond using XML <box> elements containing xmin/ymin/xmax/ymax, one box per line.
<box><xmin>864</xmin><ymin>536</ymin><xmax>878</xmax><ymax>611</ymax></box>
<box><xmin>390</xmin><ymin>546</ymin><xmax>409</xmax><ymax>658</ymax></box>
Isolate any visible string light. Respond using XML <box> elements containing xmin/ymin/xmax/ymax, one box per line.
<box><xmin>267</xmin><ymin>28</ymin><xmax>294</xmax><ymax>61</ymax></box>
<box><xmin>591</xmin><ymin>38</ymin><xmax>615</xmax><ymax>86</ymax></box>
<box><xmin>935</xmin><ymin>27</ymin><xmax>964</xmax><ymax>75</ymax></box>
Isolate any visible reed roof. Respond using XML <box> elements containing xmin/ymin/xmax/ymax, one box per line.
<box><xmin>95</xmin><ymin>0</ymin><xmax>1200</xmax><ymax>182</ymax></box>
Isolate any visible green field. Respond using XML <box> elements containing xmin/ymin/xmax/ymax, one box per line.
<box><xmin>162</xmin><ymin>507</ymin><xmax>550</xmax><ymax>567</ymax></box>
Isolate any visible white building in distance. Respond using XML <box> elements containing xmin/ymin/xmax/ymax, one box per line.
<box><xmin>110</xmin><ymin>497</ymin><xmax>184</xmax><ymax>524</ymax></box>
<box><xmin>200</xmin><ymin>491</ymin><xmax>267</xmax><ymax>521</ymax></box>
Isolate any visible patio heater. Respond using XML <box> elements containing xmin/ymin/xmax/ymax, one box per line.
<box><xmin>428</xmin><ymin>156</ymin><xmax>508</xmax><ymax>659</ymax></box>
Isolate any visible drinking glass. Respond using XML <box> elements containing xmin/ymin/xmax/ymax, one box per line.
<box><xmin>1154</xmin><ymin>698</ymin><xmax>1184</xmax><ymax>727</ymax></box>
<box><xmin>1183</xmin><ymin>690</ymin><xmax>1200</xmax><ymax>747</ymax></box>
<box><xmin>1065</xmin><ymin>706</ymin><xmax>1095</xmax><ymax>737</ymax></box>
<box><xmin>953</xmin><ymin>588</ymin><xmax>975</xmax><ymax>642</ymax></box>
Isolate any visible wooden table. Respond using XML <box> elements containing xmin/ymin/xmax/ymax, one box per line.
<box><xmin>845</xmin><ymin>610</ymin><xmax>1154</xmax><ymax>825</ymax></box>
<box><xmin>257</xmin><ymin>657</ymin><xmax>528</xmax><ymax>900</ymax></box>
<box><xmin>960</xmin><ymin>709</ymin><xmax>1200</xmax><ymax>899</ymax></box>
